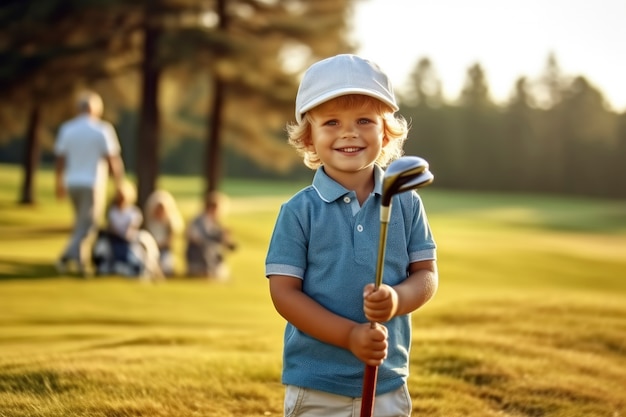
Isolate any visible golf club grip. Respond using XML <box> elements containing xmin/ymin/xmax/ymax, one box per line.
<box><xmin>360</xmin><ymin>364</ymin><xmax>378</xmax><ymax>417</ymax></box>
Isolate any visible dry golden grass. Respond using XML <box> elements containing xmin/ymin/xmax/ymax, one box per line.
<box><xmin>0</xmin><ymin>164</ymin><xmax>625</xmax><ymax>416</ymax></box>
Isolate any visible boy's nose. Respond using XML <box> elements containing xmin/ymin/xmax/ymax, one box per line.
<box><xmin>340</xmin><ymin>124</ymin><xmax>358</xmax><ymax>138</ymax></box>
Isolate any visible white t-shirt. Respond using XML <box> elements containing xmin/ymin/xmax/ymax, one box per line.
<box><xmin>54</xmin><ymin>114</ymin><xmax>121</xmax><ymax>188</ymax></box>
<box><xmin>108</xmin><ymin>205</ymin><xmax>143</xmax><ymax>241</ymax></box>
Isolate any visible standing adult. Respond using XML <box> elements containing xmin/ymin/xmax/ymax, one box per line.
<box><xmin>54</xmin><ymin>90</ymin><xmax>126</xmax><ymax>276</ymax></box>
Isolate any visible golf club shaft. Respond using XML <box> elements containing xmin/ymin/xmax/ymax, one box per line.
<box><xmin>360</xmin><ymin>218</ymin><xmax>390</xmax><ymax>417</ymax></box>
<box><xmin>373</xmin><ymin>217</ymin><xmax>389</xmax><ymax>292</ymax></box>
<box><xmin>360</xmin><ymin>365</ymin><xmax>378</xmax><ymax>417</ymax></box>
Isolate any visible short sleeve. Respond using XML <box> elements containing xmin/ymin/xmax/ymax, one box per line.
<box><xmin>407</xmin><ymin>192</ymin><xmax>437</xmax><ymax>262</ymax></box>
<box><xmin>265</xmin><ymin>203</ymin><xmax>309</xmax><ymax>279</ymax></box>
<box><xmin>102</xmin><ymin>122</ymin><xmax>121</xmax><ymax>156</ymax></box>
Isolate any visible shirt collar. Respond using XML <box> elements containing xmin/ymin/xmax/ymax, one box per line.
<box><xmin>312</xmin><ymin>165</ymin><xmax>384</xmax><ymax>203</ymax></box>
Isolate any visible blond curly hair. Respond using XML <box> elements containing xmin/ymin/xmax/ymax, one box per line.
<box><xmin>286</xmin><ymin>94</ymin><xmax>409</xmax><ymax>170</ymax></box>
<box><xmin>144</xmin><ymin>189</ymin><xmax>184</xmax><ymax>234</ymax></box>
<box><xmin>113</xmin><ymin>179</ymin><xmax>137</xmax><ymax>206</ymax></box>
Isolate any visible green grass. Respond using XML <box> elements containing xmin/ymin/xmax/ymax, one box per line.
<box><xmin>0</xmin><ymin>163</ymin><xmax>625</xmax><ymax>416</ymax></box>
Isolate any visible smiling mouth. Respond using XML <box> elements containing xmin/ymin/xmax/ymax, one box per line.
<box><xmin>336</xmin><ymin>147</ymin><xmax>363</xmax><ymax>153</ymax></box>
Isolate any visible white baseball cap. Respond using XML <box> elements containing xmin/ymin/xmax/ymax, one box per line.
<box><xmin>294</xmin><ymin>54</ymin><xmax>399</xmax><ymax>123</ymax></box>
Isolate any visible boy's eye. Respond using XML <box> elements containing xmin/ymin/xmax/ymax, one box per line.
<box><xmin>323</xmin><ymin>118</ymin><xmax>372</xmax><ymax>126</ymax></box>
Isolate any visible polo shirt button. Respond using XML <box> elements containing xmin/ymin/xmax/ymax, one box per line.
<box><xmin>357</xmin><ymin>224</ymin><xmax>363</xmax><ymax>232</ymax></box>
<box><xmin>343</xmin><ymin>196</ymin><xmax>351</xmax><ymax>203</ymax></box>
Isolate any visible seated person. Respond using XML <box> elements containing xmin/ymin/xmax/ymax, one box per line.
<box><xmin>185</xmin><ymin>191</ymin><xmax>236</xmax><ymax>280</ymax></box>
<box><xmin>144</xmin><ymin>189</ymin><xmax>184</xmax><ymax>277</ymax></box>
<box><xmin>93</xmin><ymin>181</ymin><xmax>161</xmax><ymax>279</ymax></box>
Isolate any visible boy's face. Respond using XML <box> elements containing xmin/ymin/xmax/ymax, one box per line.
<box><xmin>154</xmin><ymin>203</ymin><xmax>166</xmax><ymax>219</ymax></box>
<box><xmin>114</xmin><ymin>191</ymin><xmax>125</xmax><ymax>205</ymax></box>
<box><xmin>307</xmin><ymin>96</ymin><xmax>387</xmax><ymax>180</ymax></box>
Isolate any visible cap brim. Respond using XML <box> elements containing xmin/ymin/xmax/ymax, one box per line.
<box><xmin>297</xmin><ymin>87</ymin><xmax>399</xmax><ymax>123</ymax></box>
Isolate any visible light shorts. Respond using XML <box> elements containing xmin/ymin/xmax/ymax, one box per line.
<box><xmin>284</xmin><ymin>384</ymin><xmax>412</xmax><ymax>417</ymax></box>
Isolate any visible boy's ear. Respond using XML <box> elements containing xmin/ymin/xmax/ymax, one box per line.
<box><xmin>304</xmin><ymin>135</ymin><xmax>316</xmax><ymax>152</ymax></box>
<box><xmin>382</xmin><ymin>135</ymin><xmax>390</xmax><ymax>147</ymax></box>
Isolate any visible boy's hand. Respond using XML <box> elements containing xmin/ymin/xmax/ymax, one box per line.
<box><xmin>363</xmin><ymin>283</ymin><xmax>398</xmax><ymax>323</ymax></box>
<box><xmin>348</xmin><ymin>322</ymin><xmax>388</xmax><ymax>366</ymax></box>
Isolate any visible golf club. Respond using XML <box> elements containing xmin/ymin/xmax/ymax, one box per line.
<box><xmin>360</xmin><ymin>156</ymin><xmax>434</xmax><ymax>417</ymax></box>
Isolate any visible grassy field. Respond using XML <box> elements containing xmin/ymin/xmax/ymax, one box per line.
<box><xmin>0</xmin><ymin>164</ymin><xmax>625</xmax><ymax>417</ymax></box>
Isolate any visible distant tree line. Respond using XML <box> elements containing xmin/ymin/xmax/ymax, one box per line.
<box><xmin>400</xmin><ymin>56</ymin><xmax>626</xmax><ymax>199</ymax></box>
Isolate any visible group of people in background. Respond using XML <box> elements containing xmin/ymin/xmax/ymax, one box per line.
<box><xmin>54</xmin><ymin>90</ymin><xmax>236</xmax><ymax>281</ymax></box>
<box><xmin>93</xmin><ymin>184</ymin><xmax>236</xmax><ymax>280</ymax></box>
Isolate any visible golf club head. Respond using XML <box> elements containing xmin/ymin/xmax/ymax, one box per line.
<box><xmin>382</xmin><ymin>156</ymin><xmax>431</xmax><ymax>206</ymax></box>
<box><xmin>397</xmin><ymin>169</ymin><xmax>434</xmax><ymax>193</ymax></box>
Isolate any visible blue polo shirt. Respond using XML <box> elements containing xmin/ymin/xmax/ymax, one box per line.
<box><xmin>265</xmin><ymin>165</ymin><xmax>436</xmax><ymax>398</ymax></box>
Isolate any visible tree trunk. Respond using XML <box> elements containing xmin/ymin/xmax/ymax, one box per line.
<box><xmin>204</xmin><ymin>0</ymin><xmax>228</xmax><ymax>195</ymax></box>
<box><xmin>205</xmin><ymin>78</ymin><xmax>224</xmax><ymax>194</ymax></box>
<box><xmin>136</xmin><ymin>14</ymin><xmax>161</xmax><ymax>210</ymax></box>
<box><xmin>19</xmin><ymin>106</ymin><xmax>41</xmax><ymax>205</ymax></box>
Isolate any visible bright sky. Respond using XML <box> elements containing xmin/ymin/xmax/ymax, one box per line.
<box><xmin>351</xmin><ymin>0</ymin><xmax>626</xmax><ymax>111</ymax></box>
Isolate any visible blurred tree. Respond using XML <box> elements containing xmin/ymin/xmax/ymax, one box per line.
<box><xmin>124</xmin><ymin>0</ymin><xmax>358</xmax><ymax>205</ymax></box>
<box><xmin>399</xmin><ymin>57</ymin><xmax>443</xmax><ymax>108</ymax></box>
<box><xmin>120</xmin><ymin>0</ymin><xmax>357</xmax><ymax>205</ymax></box>
<box><xmin>174</xmin><ymin>0</ymin><xmax>357</xmax><ymax>195</ymax></box>
<box><xmin>534</xmin><ymin>52</ymin><xmax>565</xmax><ymax>109</ymax></box>
<box><xmin>459</xmin><ymin>63</ymin><xmax>492</xmax><ymax>108</ymax></box>
<box><xmin>534</xmin><ymin>53</ymin><xmax>569</xmax><ymax>192</ymax></box>
<box><xmin>558</xmin><ymin>76</ymin><xmax>617</xmax><ymax>196</ymax></box>
<box><xmin>0</xmin><ymin>0</ymin><xmax>142</xmax><ymax>204</ymax></box>
<box><xmin>19</xmin><ymin>106</ymin><xmax>41</xmax><ymax>204</ymax></box>
<box><xmin>399</xmin><ymin>58</ymin><xmax>451</xmax><ymax>184</ymax></box>
<box><xmin>456</xmin><ymin>63</ymin><xmax>504</xmax><ymax>189</ymax></box>
<box><xmin>203</xmin><ymin>0</ymin><xmax>228</xmax><ymax>196</ymax></box>
<box><xmin>504</xmin><ymin>77</ymin><xmax>540</xmax><ymax>190</ymax></box>
<box><xmin>135</xmin><ymin>0</ymin><xmax>162</xmax><ymax>209</ymax></box>
<box><xmin>615</xmin><ymin>112</ymin><xmax>626</xmax><ymax>198</ymax></box>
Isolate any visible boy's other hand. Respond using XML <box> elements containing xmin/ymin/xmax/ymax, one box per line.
<box><xmin>349</xmin><ymin>322</ymin><xmax>388</xmax><ymax>366</ymax></box>
<box><xmin>363</xmin><ymin>283</ymin><xmax>398</xmax><ymax>323</ymax></box>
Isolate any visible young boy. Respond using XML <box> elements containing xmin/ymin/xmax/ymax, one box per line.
<box><xmin>265</xmin><ymin>54</ymin><xmax>438</xmax><ymax>416</ymax></box>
